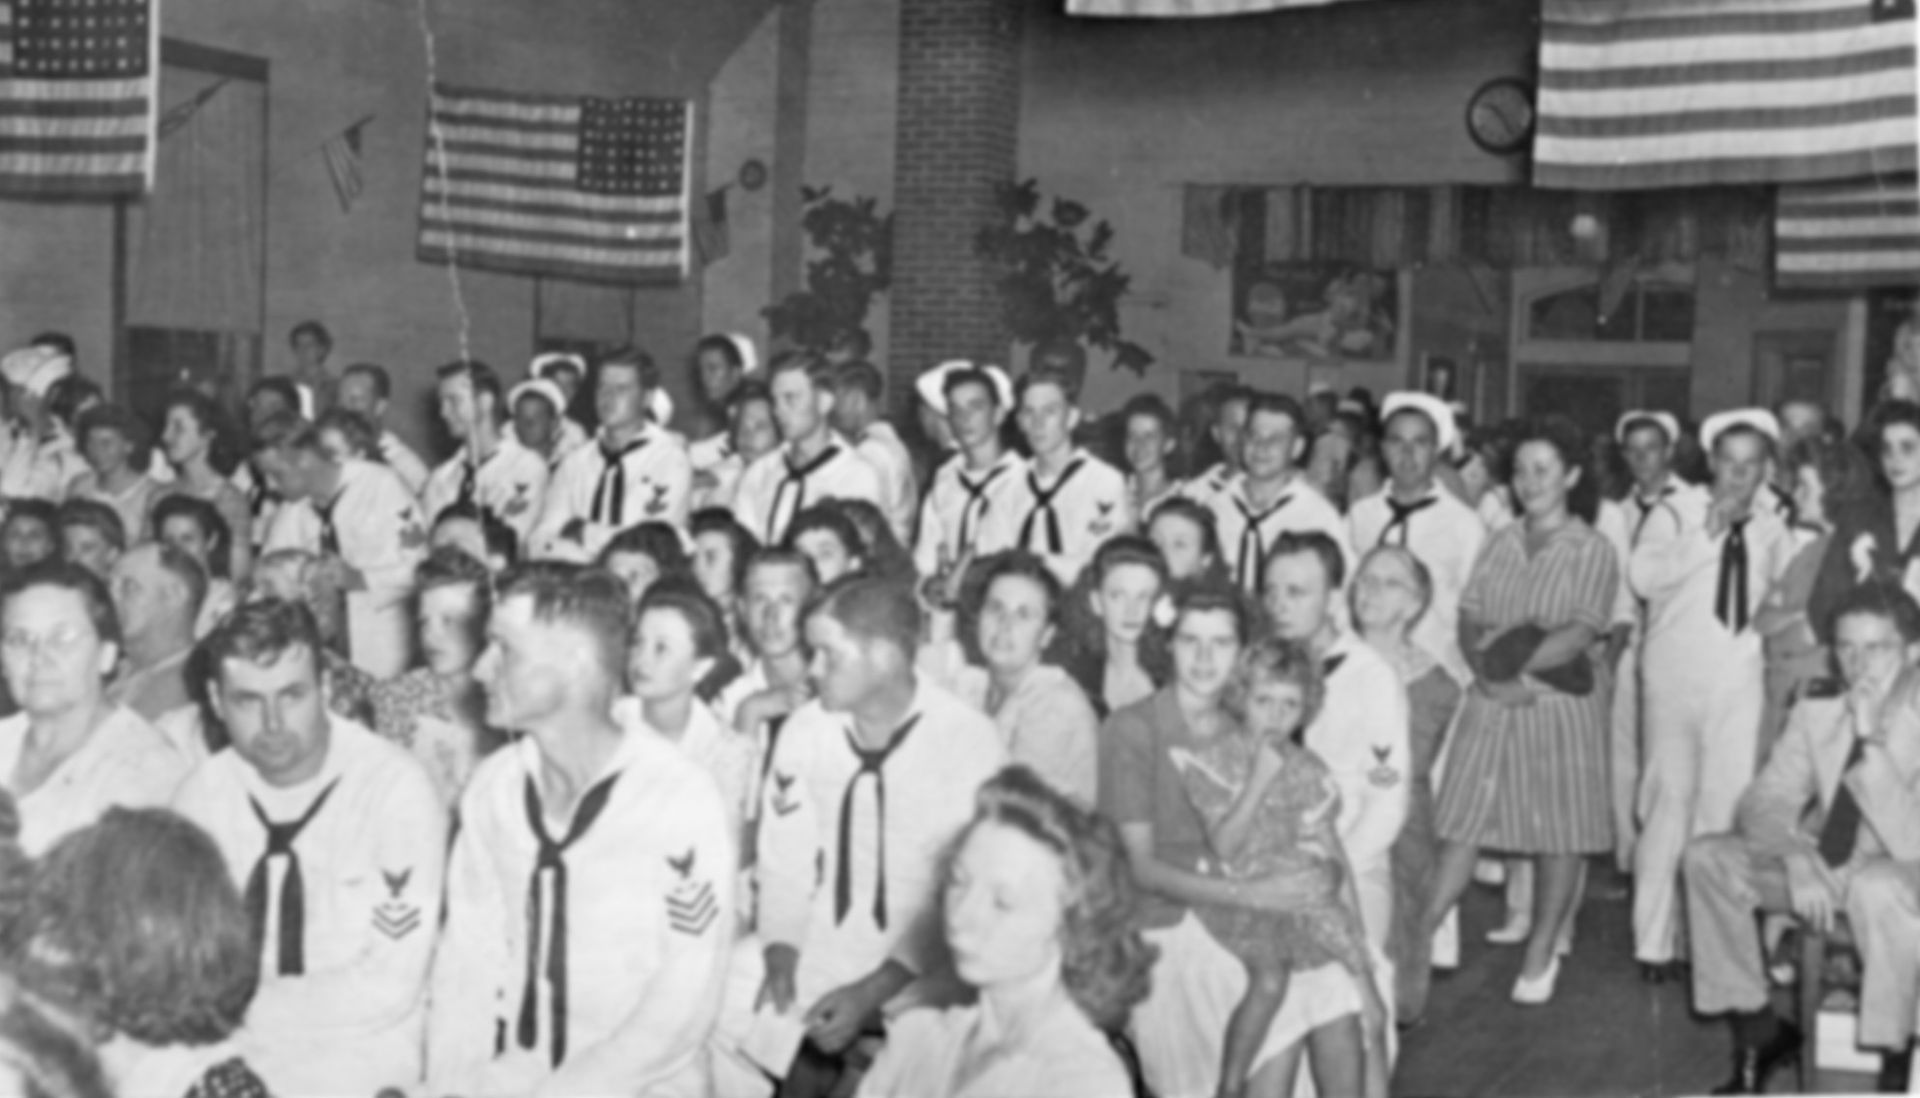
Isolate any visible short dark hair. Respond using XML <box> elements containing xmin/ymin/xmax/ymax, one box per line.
<box><xmin>784</xmin><ymin>504</ymin><xmax>867</xmax><ymax>563</ymax></box>
<box><xmin>416</xmin><ymin>546</ymin><xmax>492</xmax><ymax>658</ymax></box>
<box><xmin>597</xmin><ymin>521</ymin><xmax>693</xmax><ymax>588</ymax></box>
<box><xmin>956</xmin><ymin>550</ymin><xmax>1067</xmax><ymax>669</ymax></box>
<box><xmin>767</xmin><ymin>351</ymin><xmax>835</xmax><ymax>392</ymax></box>
<box><xmin>494</xmin><ymin>562</ymin><xmax>632</xmax><ymax>685</ymax></box>
<box><xmin>808</xmin><ymin>574</ymin><xmax>920</xmax><ymax>661</ymax></box>
<box><xmin>1264</xmin><ymin>530</ymin><xmax>1347</xmax><ymax>592</ymax></box>
<box><xmin>942</xmin><ymin>365</ymin><xmax>1002</xmax><ymax>408</ymax></box>
<box><xmin>728</xmin><ymin>379</ymin><xmax>774</xmax><ymax>420</ymax></box>
<box><xmin>288</xmin><ymin>320</ymin><xmax>332</xmax><ymax>351</ymax></box>
<box><xmin>430</xmin><ymin>501</ymin><xmax>519</xmax><ymax>568</ymax></box>
<box><xmin>28</xmin><ymin>331</ymin><xmax>76</xmax><ymax>358</ymax></box>
<box><xmin>152</xmin><ymin>494</ymin><xmax>233</xmax><ymax>579</ymax></box>
<box><xmin>246</xmin><ymin>376</ymin><xmax>303</xmax><ymax>415</ymax></box>
<box><xmin>341</xmin><ymin>362</ymin><xmax>392</xmax><ymax>400</ymax></box>
<box><xmin>1244</xmin><ymin>391</ymin><xmax>1310</xmax><ymax>435</ymax></box>
<box><xmin>3</xmin><ymin>499</ymin><xmax>58</xmax><ymax>542</ymax></box>
<box><xmin>249</xmin><ymin>411</ymin><xmax>321</xmax><ymax>457</ymax></box>
<box><xmin>18</xmin><ymin>807</ymin><xmax>257</xmax><ymax>1046</ymax></box>
<box><xmin>690</xmin><ymin>508</ymin><xmax>761</xmax><ymax>596</ymax></box>
<box><xmin>2</xmin><ymin>561</ymin><xmax>121</xmax><ymax>651</ymax></box>
<box><xmin>162</xmin><ymin>388</ymin><xmax>241</xmax><ymax>475</ymax></box>
<box><xmin>1018</xmin><ymin>365</ymin><xmax>1080</xmax><ymax>405</ymax></box>
<box><xmin>744</xmin><ymin>546</ymin><xmax>819</xmax><ymax>591</ymax></box>
<box><xmin>693</xmin><ymin>334</ymin><xmax>747</xmax><ymax>370</ymax></box>
<box><xmin>1512</xmin><ymin>414</ymin><xmax>1600</xmax><ymax>523</ymax></box>
<box><xmin>435</xmin><ymin>359</ymin><xmax>505</xmax><ymax>414</ymax></box>
<box><xmin>201</xmin><ymin>598</ymin><xmax>326</xmax><ymax>684</ymax></box>
<box><xmin>73</xmin><ymin>403</ymin><xmax>149</xmax><ymax>471</ymax></box>
<box><xmin>1145</xmin><ymin>496</ymin><xmax>1227</xmax><ymax>582</ymax></box>
<box><xmin>598</xmin><ymin>346</ymin><xmax>661</xmax><ymax>392</ymax></box>
<box><xmin>56</xmin><ymin>498</ymin><xmax>126</xmax><ymax>554</ymax></box>
<box><xmin>1122</xmin><ymin>393</ymin><xmax>1176</xmax><ymax>435</ymax></box>
<box><xmin>44</xmin><ymin>376</ymin><xmax>103</xmax><ymax>432</ymax></box>
<box><xmin>635</xmin><ymin>579</ymin><xmax>741</xmax><ymax>702</ymax></box>
<box><xmin>1832</xmin><ymin>581</ymin><xmax>1920</xmax><ymax>645</ymax></box>
<box><xmin>315</xmin><ymin>407</ymin><xmax>381</xmax><ymax>460</ymax></box>
<box><xmin>827</xmin><ymin>328</ymin><xmax>873</xmax><ymax>357</ymax></box>
<box><xmin>1172</xmin><ymin>577</ymin><xmax>1258</xmax><ymax>647</ymax></box>
<box><xmin>833</xmin><ymin>360</ymin><xmax>885</xmax><ymax>403</ymax></box>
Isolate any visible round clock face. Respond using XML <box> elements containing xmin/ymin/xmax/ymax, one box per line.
<box><xmin>1467</xmin><ymin>78</ymin><xmax>1535</xmax><ymax>156</ymax></box>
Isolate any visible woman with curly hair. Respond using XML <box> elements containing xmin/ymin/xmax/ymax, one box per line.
<box><xmin>13</xmin><ymin>806</ymin><xmax>265</xmax><ymax>1097</ymax></box>
<box><xmin>1147</xmin><ymin>496</ymin><xmax>1229</xmax><ymax>585</ymax></box>
<box><xmin>157</xmin><ymin>389</ymin><xmax>253</xmax><ymax>583</ymax></box>
<box><xmin>939</xmin><ymin>550</ymin><xmax>1100</xmax><ymax>803</ymax></box>
<box><xmin>1061</xmin><ymin>536</ymin><xmax>1174</xmax><ymax>719</ymax></box>
<box><xmin>151</xmin><ymin>495</ymin><xmax>238</xmax><ymax>638</ymax></box>
<box><xmin>67</xmin><ymin>404</ymin><xmax>161</xmax><ymax>557</ymax></box>
<box><xmin>857</xmin><ymin>765</ymin><xmax>1155</xmax><ymax>1098</ymax></box>
<box><xmin>784</xmin><ymin>503</ymin><xmax>872</xmax><ymax>588</ymax></box>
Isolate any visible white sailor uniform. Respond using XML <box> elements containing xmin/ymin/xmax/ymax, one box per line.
<box><xmin>427</xmin><ymin>730</ymin><xmax>736</xmax><ymax>1098</ymax></box>
<box><xmin>912</xmin><ymin>451</ymin><xmax>1025</xmax><ymax>579</ymax></box>
<box><xmin>378</xmin><ymin>430</ymin><xmax>432</xmax><ymax>497</ymax></box>
<box><xmin>532</xmin><ymin>424</ymin><xmax>693</xmax><ymax>561</ymax></box>
<box><xmin>853</xmin><ymin>421</ymin><xmax>919</xmax><ymax>546</ymax></box>
<box><xmin>731</xmin><ymin>436</ymin><xmax>882</xmax><ymax>548</ymax></box>
<box><xmin>1210</xmin><ymin>473</ymin><xmax>1353</xmax><ymax>593</ymax></box>
<box><xmin>171</xmin><ymin>718</ymin><xmax>446</xmax><ymax>1095</ymax></box>
<box><xmin>422</xmin><ymin>436</ymin><xmax>551</xmax><ymax>546</ymax></box>
<box><xmin>1349</xmin><ymin>486</ymin><xmax>1486</xmax><ymax>684</ymax></box>
<box><xmin>1002</xmin><ymin>448</ymin><xmax>1131</xmax><ymax>584</ymax></box>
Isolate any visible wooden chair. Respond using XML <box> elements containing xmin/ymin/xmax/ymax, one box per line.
<box><xmin>1795</xmin><ymin>914</ymin><xmax>1857</xmax><ymax>1093</ymax></box>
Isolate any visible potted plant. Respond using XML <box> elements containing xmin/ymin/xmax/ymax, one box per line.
<box><xmin>764</xmin><ymin>186</ymin><xmax>892</xmax><ymax>353</ymax></box>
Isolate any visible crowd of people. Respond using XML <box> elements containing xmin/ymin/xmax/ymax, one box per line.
<box><xmin>0</xmin><ymin>318</ymin><xmax>1913</xmax><ymax>1098</ymax></box>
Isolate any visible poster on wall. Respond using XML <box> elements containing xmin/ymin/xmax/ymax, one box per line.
<box><xmin>1230</xmin><ymin>263</ymin><xmax>1398</xmax><ymax>363</ymax></box>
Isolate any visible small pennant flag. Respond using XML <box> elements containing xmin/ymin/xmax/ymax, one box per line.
<box><xmin>1775</xmin><ymin>175</ymin><xmax>1920</xmax><ymax>290</ymax></box>
<box><xmin>693</xmin><ymin>186</ymin><xmax>729</xmax><ymax>266</ymax></box>
<box><xmin>322</xmin><ymin>117</ymin><xmax>369</xmax><ymax>214</ymax></box>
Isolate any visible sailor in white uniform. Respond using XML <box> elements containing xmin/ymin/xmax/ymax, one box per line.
<box><xmin>422</xmin><ymin>360</ymin><xmax>549</xmax><ymax>549</ymax></box>
<box><xmin>1211</xmin><ymin>392</ymin><xmax>1352</xmax><ymax>594</ymax></box>
<box><xmin>1002</xmin><ymin>368</ymin><xmax>1130</xmax><ymax>585</ymax></box>
<box><xmin>336</xmin><ymin>363</ymin><xmax>431</xmax><ymax>497</ymax></box>
<box><xmin>713</xmin><ymin>577</ymin><xmax>1006</xmax><ymax>1097</ymax></box>
<box><xmin>1629</xmin><ymin>409</ymin><xmax>1794</xmax><ymax>978</ymax></box>
<box><xmin>532</xmin><ymin>348</ymin><xmax>693</xmax><ymax>561</ymax></box>
<box><xmin>252</xmin><ymin>413</ymin><xmax>427</xmax><ymax>679</ymax></box>
<box><xmin>731</xmin><ymin>355</ymin><xmax>881</xmax><ymax>548</ymax></box>
<box><xmin>1348</xmin><ymin>392</ymin><xmax>1485</xmax><ymax>684</ymax></box>
<box><xmin>428</xmin><ymin>565</ymin><xmax>736</xmax><ymax>1097</ymax></box>
<box><xmin>171</xmin><ymin>599</ymin><xmax>446</xmax><ymax>1095</ymax></box>
<box><xmin>911</xmin><ymin>362</ymin><xmax>1023</xmax><ymax>582</ymax></box>
<box><xmin>830</xmin><ymin>360</ymin><xmax>918</xmax><ymax>546</ymax></box>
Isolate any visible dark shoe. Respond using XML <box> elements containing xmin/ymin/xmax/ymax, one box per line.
<box><xmin>1711</xmin><ymin>1021</ymin><xmax>1802</xmax><ymax>1095</ymax></box>
<box><xmin>1878</xmin><ymin>1044</ymin><xmax>1912</xmax><ymax>1093</ymax></box>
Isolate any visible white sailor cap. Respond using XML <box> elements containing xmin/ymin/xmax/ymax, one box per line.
<box><xmin>1380</xmin><ymin>391</ymin><xmax>1460</xmax><ymax>455</ymax></box>
<box><xmin>0</xmin><ymin>346</ymin><xmax>71</xmax><ymax>398</ymax></box>
<box><xmin>507</xmin><ymin>378</ymin><xmax>569</xmax><ymax>416</ymax></box>
<box><xmin>530</xmin><ymin>352</ymin><xmax>588</xmax><ymax>381</ymax></box>
<box><xmin>1614</xmin><ymin>410</ymin><xmax>1681</xmax><ymax>446</ymax></box>
<box><xmin>916</xmin><ymin>359</ymin><xmax>1014</xmax><ymax>417</ymax></box>
<box><xmin>1700</xmin><ymin>409</ymin><xmax>1781</xmax><ymax>453</ymax></box>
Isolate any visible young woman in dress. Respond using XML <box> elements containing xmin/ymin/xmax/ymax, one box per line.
<box><xmin>158</xmin><ymin>390</ymin><xmax>254</xmax><ymax>585</ymax></box>
<box><xmin>369</xmin><ymin>547</ymin><xmax>499</xmax><ymax>807</ymax></box>
<box><xmin>1061</xmin><ymin>536</ymin><xmax>1173</xmax><ymax>718</ymax></box>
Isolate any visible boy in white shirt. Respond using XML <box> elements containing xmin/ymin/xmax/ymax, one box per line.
<box><xmin>422</xmin><ymin>359</ymin><xmax>550</xmax><ymax>548</ymax></box>
<box><xmin>1211</xmin><ymin>392</ymin><xmax>1353</xmax><ymax>593</ymax></box>
<box><xmin>732</xmin><ymin>354</ymin><xmax>881</xmax><ymax>547</ymax></box>
<box><xmin>912</xmin><ymin>362</ymin><xmax>1024</xmax><ymax>585</ymax></box>
<box><xmin>1003</xmin><ymin>367</ymin><xmax>1130</xmax><ymax>585</ymax></box>
<box><xmin>171</xmin><ymin>598</ymin><xmax>446</xmax><ymax>1094</ymax></box>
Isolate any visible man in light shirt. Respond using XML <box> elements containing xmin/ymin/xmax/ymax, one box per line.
<box><xmin>732</xmin><ymin>354</ymin><xmax>880</xmax><ymax>548</ymax></box>
<box><xmin>830</xmin><ymin>360</ymin><xmax>917</xmax><ymax>546</ymax></box>
<box><xmin>336</xmin><ymin>362</ymin><xmax>431</xmax><ymax>496</ymax></box>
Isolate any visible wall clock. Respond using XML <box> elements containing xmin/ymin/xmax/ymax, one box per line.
<box><xmin>1466</xmin><ymin>78</ymin><xmax>1535</xmax><ymax>156</ymax></box>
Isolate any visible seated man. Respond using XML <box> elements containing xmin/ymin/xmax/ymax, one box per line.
<box><xmin>1684</xmin><ymin>581</ymin><xmax>1920</xmax><ymax>1094</ymax></box>
<box><xmin>171</xmin><ymin>598</ymin><xmax>446</xmax><ymax>1094</ymax></box>
<box><xmin>715</xmin><ymin>575</ymin><xmax>1006</xmax><ymax>1098</ymax></box>
<box><xmin>107</xmin><ymin>542</ymin><xmax>206</xmax><ymax>722</ymax></box>
<box><xmin>427</xmin><ymin>563</ymin><xmax>736</xmax><ymax>1095</ymax></box>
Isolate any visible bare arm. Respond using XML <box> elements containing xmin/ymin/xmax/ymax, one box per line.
<box><xmin>1117</xmin><ymin>820</ymin><xmax>1334</xmax><ymax>915</ymax></box>
<box><xmin>1207</xmin><ymin>749</ymin><xmax>1282</xmax><ymax>862</ymax></box>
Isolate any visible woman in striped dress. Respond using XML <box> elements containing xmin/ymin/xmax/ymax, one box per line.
<box><xmin>1424</xmin><ymin>416</ymin><xmax>1619</xmax><ymax>1006</ymax></box>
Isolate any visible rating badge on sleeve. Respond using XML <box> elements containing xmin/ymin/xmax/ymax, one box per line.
<box><xmin>666</xmin><ymin>848</ymin><xmax>717</xmax><ymax>938</ymax></box>
<box><xmin>372</xmin><ymin>868</ymin><xmax>421</xmax><ymax>940</ymax></box>
<box><xmin>1367</xmin><ymin>745</ymin><xmax>1401</xmax><ymax>790</ymax></box>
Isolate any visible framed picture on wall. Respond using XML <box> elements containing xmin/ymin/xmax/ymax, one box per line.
<box><xmin>1418</xmin><ymin>352</ymin><xmax>1478</xmax><ymax>419</ymax></box>
<box><xmin>1229</xmin><ymin>262</ymin><xmax>1399</xmax><ymax>365</ymax></box>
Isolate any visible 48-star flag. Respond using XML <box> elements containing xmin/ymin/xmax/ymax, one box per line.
<box><xmin>417</xmin><ymin>84</ymin><xmax>691</xmax><ymax>284</ymax></box>
<box><xmin>0</xmin><ymin>0</ymin><xmax>158</xmax><ymax>196</ymax></box>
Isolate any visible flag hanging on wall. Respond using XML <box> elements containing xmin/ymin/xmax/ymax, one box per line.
<box><xmin>1775</xmin><ymin>175</ymin><xmax>1920</xmax><ymax>289</ymax></box>
<box><xmin>0</xmin><ymin>0</ymin><xmax>158</xmax><ymax>196</ymax></box>
<box><xmin>1067</xmin><ymin>0</ymin><xmax>1371</xmax><ymax>15</ymax></box>
<box><xmin>1534</xmin><ymin>0</ymin><xmax>1917</xmax><ymax>191</ymax></box>
<box><xmin>417</xmin><ymin>84</ymin><xmax>690</xmax><ymax>284</ymax></box>
<box><xmin>322</xmin><ymin>117</ymin><xmax>368</xmax><ymax>214</ymax></box>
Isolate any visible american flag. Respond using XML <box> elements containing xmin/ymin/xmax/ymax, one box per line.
<box><xmin>1775</xmin><ymin>175</ymin><xmax>1920</xmax><ymax>289</ymax></box>
<box><xmin>417</xmin><ymin>84</ymin><xmax>690</xmax><ymax>284</ymax></box>
<box><xmin>0</xmin><ymin>0</ymin><xmax>157</xmax><ymax>196</ymax></box>
<box><xmin>1534</xmin><ymin>0</ymin><xmax>1917</xmax><ymax>191</ymax></box>
<box><xmin>1067</xmin><ymin>0</ymin><xmax>1369</xmax><ymax>14</ymax></box>
<box><xmin>322</xmin><ymin>117</ymin><xmax>367</xmax><ymax>214</ymax></box>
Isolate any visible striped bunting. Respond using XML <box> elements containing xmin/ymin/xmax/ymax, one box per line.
<box><xmin>417</xmin><ymin>84</ymin><xmax>690</xmax><ymax>284</ymax></box>
<box><xmin>1776</xmin><ymin>175</ymin><xmax>1920</xmax><ymax>289</ymax></box>
<box><xmin>1535</xmin><ymin>0</ymin><xmax>1918</xmax><ymax>190</ymax></box>
<box><xmin>0</xmin><ymin>0</ymin><xmax>157</xmax><ymax>196</ymax></box>
<box><xmin>1066</xmin><ymin>0</ymin><xmax>1379</xmax><ymax>15</ymax></box>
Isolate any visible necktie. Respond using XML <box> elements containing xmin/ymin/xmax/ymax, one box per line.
<box><xmin>455</xmin><ymin>449</ymin><xmax>482</xmax><ymax>510</ymax></box>
<box><xmin>1818</xmin><ymin>737</ymin><xmax>1869</xmax><ymax>868</ymax></box>
<box><xmin>1714</xmin><ymin>518</ymin><xmax>1751</xmax><ymax>632</ymax></box>
<box><xmin>1234</xmin><ymin>494</ymin><xmax>1293</xmax><ymax>591</ymax></box>
<box><xmin>1018</xmin><ymin>459</ymin><xmax>1087</xmax><ymax>556</ymax></box>
<box><xmin>956</xmin><ymin>464</ymin><xmax>1009</xmax><ymax>552</ymax></box>
<box><xmin>316</xmin><ymin>489</ymin><xmax>344</xmax><ymax>556</ymax></box>
<box><xmin>835</xmin><ymin>714</ymin><xmax>922</xmax><ymax>929</ymax></box>
<box><xmin>518</xmin><ymin>773</ymin><xmax>621</xmax><ymax>1068</ymax></box>
<box><xmin>1632</xmin><ymin>486</ymin><xmax>1675</xmax><ymax>544</ymax></box>
<box><xmin>244</xmin><ymin>779</ymin><xmax>341</xmax><ymax>978</ymax></box>
<box><xmin>1378</xmin><ymin>496</ymin><xmax>1438</xmax><ymax>547</ymax></box>
<box><xmin>589</xmin><ymin>436</ymin><xmax>652</xmax><ymax>526</ymax></box>
<box><xmin>767</xmin><ymin>446</ymin><xmax>841</xmax><ymax>544</ymax></box>
<box><xmin>1322</xmin><ymin>652</ymin><xmax>1348</xmax><ymax>677</ymax></box>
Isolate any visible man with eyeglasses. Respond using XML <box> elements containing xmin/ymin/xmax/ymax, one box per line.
<box><xmin>1684</xmin><ymin>582</ymin><xmax>1920</xmax><ymax>1094</ymax></box>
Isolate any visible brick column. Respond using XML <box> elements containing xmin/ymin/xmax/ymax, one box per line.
<box><xmin>888</xmin><ymin>0</ymin><xmax>1021</xmax><ymax>418</ymax></box>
